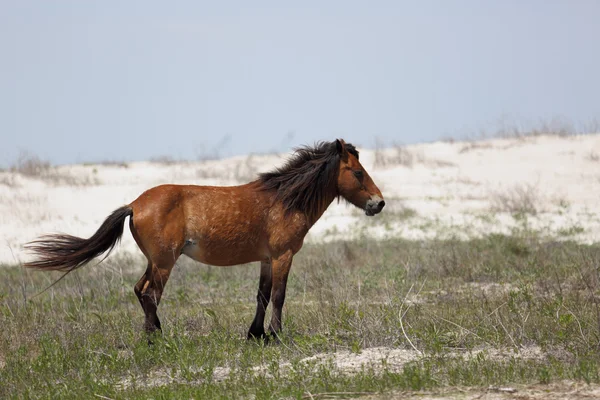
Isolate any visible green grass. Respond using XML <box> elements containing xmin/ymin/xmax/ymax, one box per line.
<box><xmin>2</xmin><ymin>235</ymin><xmax>600</xmax><ymax>399</ymax></box>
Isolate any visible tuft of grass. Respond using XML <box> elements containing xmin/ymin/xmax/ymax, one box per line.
<box><xmin>490</xmin><ymin>183</ymin><xmax>540</xmax><ymax>215</ymax></box>
<box><xmin>493</xmin><ymin>117</ymin><xmax>578</xmax><ymax>139</ymax></box>
<box><xmin>149</xmin><ymin>155</ymin><xmax>179</xmax><ymax>165</ymax></box>
<box><xmin>10</xmin><ymin>150</ymin><xmax>51</xmax><ymax>177</ymax></box>
<box><xmin>586</xmin><ymin>151</ymin><xmax>600</xmax><ymax>162</ymax></box>
<box><xmin>95</xmin><ymin>160</ymin><xmax>129</xmax><ymax>168</ymax></box>
<box><xmin>9</xmin><ymin>151</ymin><xmax>99</xmax><ymax>186</ymax></box>
<box><xmin>233</xmin><ymin>154</ymin><xmax>258</xmax><ymax>183</ymax></box>
<box><xmin>374</xmin><ymin>138</ymin><xmax>423</xmax><ymax>169</ymax></box>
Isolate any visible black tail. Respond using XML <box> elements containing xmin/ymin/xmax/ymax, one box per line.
<box><xmin>24</xmin><ymin>206</ymin><xmax>133</xmax><ymax>273</ymax></box>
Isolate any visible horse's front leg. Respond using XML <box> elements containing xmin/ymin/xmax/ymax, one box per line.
<box><xmin>247</xmin><ymin>259</ymin><xmax>272</xmax><ymax>340</ymax></box>
<box><xmin>268</xmin><ymin>250</ymin><xmax>293</xmax><ymax>339</ymax></box>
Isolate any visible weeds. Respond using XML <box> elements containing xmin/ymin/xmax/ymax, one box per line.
<box><xmin>10</xmin><ymin>150</ymin><xmax>51</xmax><ymax>176</ymax></box>
<box><xmin>373</xmin><ymin>138</ymin><xmax>422</xmax><ymax>168</ymax></box>
<box><xmin>9</xmin><ymin>151</ymin><xmax>99</xmax><ymax>186</ymax></box>
<box><xmin>149</xmin><ymin>155</ymin><xmax>178</xmax><ymax>165</ymax></box>
<box><xmin>196</xmin><ymin>154</ymin><xmax>264</xmax><ymax>183</ymax></box>
<box><xmin>490</xmin><ymin>183</ymin><xmax>541</xmax><ymax>215</ymax></box>
<box><xmin>586</xmin><ymin>151</ymin><xmax>600</xmax><ymax>162</ymax></box>
<box><xmin>493</xmin><ymin>116</ymin><xmax>578</xmax><ymax>138</ymax></box>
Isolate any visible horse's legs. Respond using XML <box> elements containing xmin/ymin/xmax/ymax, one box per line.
<box><xmin>140</xmin><ymin>259</ymin><xmax>174</xmax><ymax>334</ymax></box>
<box><xmin>134</xmin><ymin>262</ymin><xmax>151</xmax><ymax>310</ymax></box>
<box><xmin>268</xmin><ymin>250</ymin><xmax>293</xmax><ymax>337</ymax></box>
<box><xmin>247</xmin><ymin>259</ymin><xmax>272</xmax><ymax>340</ymax></box>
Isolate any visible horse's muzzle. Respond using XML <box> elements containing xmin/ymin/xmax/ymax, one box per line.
<box><xmin>365</xmin><ymin>197</ymin><xmax>385</xmax><ymax>216</ymax></box>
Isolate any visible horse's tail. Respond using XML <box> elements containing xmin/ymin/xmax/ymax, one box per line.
<box><xmin>24</xmin><ymin>206</ymin><xmax>133</xmax><ymax>273</ymax></box>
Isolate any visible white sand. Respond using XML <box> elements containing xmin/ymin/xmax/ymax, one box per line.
<box><xmin>1</xmin><ymin>134</ymin><xmax>599</xmax><ymax>264</ymax></box>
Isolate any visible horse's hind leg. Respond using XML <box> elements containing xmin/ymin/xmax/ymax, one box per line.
<box><xmin>140</xmin><ymin>258</ymin><xmax>175</xmax><ymax>334</ymax></box>
<box><xmin>130</xmin><ymin>218</ymin><xmax>153</xmax><ymax>324</ymax></box>
<box><xmin>134</xmin><ymin>262</ymin><xmax>150</xmax><ymax>309</ymax></box>
<box><xmin>247</xmin><ymin>259</ymin><xmax>272</xmax><ymax>340</ymax></box>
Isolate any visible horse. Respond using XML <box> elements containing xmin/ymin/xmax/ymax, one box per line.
<box><xmin>24</xmin><ymin>139</ymin><xmax>385</xmax><ymax>341</ymax></box>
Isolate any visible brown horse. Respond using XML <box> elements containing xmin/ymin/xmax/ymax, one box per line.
<box><xmin>24</xmin><ymin>139</ymin><xmax>384</xmax><ymax>340</ymax></box>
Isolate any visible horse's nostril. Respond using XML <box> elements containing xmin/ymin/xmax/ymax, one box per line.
<box><xmin>378</xmin><ymin>200</ymin><xmax>385</xmax><ymax>210</ymax></box>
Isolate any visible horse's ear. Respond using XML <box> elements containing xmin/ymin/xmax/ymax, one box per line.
<box><xmin>335</xmin><ymin>139</ymin><xmax>347</xmax><ymax>155</ymax></box>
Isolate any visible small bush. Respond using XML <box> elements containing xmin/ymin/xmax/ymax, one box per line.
<box><xmin>490</xmin><ymin>183</ymin><xmax>540</xmax><ymax>215</ymax></box>
<box><xmin>586</xmin><ymin>151</ymin><xmax>599</xmax><ymax>162</ymax></box>
<box><xmin>96</xmin><ymin>160</ymin><xmax>129</xmax><ymax>168</ymax></box>
<box><xmin>374</xmin><ymin>139</ymin><xmax>423</xmax><ymax>168</ymax></box>
<box><xmin>9</xmin><ymin>150</ymin><xmax>98</xmax><ymax>186</ymax></box>
<box><xmin>10</xmin><ymin>151</ymin><xmax>51</xmax><ymax>177</ymax></box>
<box><xmin>149</xmin><ymin>155</ymin><xmax>178</xmax><ymax>165</ymax></box>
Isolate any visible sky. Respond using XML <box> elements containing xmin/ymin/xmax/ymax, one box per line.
<box><xmin>1</xmin><ymin>1</ymin><xmax>599</xmax><ymax>166</ymax></box>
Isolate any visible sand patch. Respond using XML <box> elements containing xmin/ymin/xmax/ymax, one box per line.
<box><xmin>117</xmin><ymin>345</ymin><xmax>545</xmax><ymax>390</ymax></box>
<box><xmin>361</xmin><ymin>381</ymin><xmax>600</xmax><ymax>400</ymax></box>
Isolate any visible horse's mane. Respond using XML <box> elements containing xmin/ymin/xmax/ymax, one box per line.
<box><xmin>258</xmin><ymin>141</ymin><xmax>358</xmax><ymax>221</ymax></box>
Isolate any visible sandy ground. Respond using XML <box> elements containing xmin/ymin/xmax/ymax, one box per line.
<box><xmin>116</xmin><ymin>345</ymin><xmax>599</xmax><ymax>398</ymax></box>
<box><xmin>1</xmin><ymin>134</ymin><xmax>600</xmax><ymax>264</ymax></box>
<box><xmin>362</xmin><ymin>381</ymin><xmax>600</xmax><ymax>400</ymax></box>
<box><xmin>115</xmin><ymin>345</ymin><xmax>600</xmax><ymax>399</ymax></box>
<box><xmin>117</xmin><ymin>345</ymin><xmax>546</xmax><ymax>390</ymax></box>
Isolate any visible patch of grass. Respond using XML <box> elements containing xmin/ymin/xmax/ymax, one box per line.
<box><xmin>10</xmin><ymin>150</ymin><xmax>51</xmax><ymax>176</ymax></box>
<box><xmin>149</xmin><ymin>155</ymin><xmax>179</xmax><ymax>165</ymax></box>
<box><xmin>490</xmin><ymin>183</ymin><xmax>541</xmax><ymax>215</ymax></box>
<box><xmin>373</xmin><ymin>139</ymin><xmax>423</xmax><ymax>169</ymax></box>
<box><xmin>233</xmin><ymin>154</ymin><xmax>258</xmax><ymax>183</ymax></box>
<box><xmin>0</xmin><ymin>173</ymin><xmax>19</xmax><ymax>187</ymax></box>
<box><xmin>9</xmin><ymin>150</ymin><xmax>99</xmax><ymax>186</ymax></box>
<box><xmin>493</xmin><ymin>117</ymin><xmax>578</xmax><ymax>139</ymax></box>
<box><xmin>95</xmin><ymin>160</ymin><xmax>129</xmax><ymax>168</ymax></box>
<box><xmin>372</xmin><ymin>205</ymin><xmax>417</xmax><ymax>226</ymax></box>
<box><xmin>457</xmin><ymin>117</ymin><xmax>600</xmax><ymax>146</ymax></box>
<box><xmin>586</xmin><ymin>151</ymin><xmax>600</xmax><ymax>162</ymax></box>
<box><xmin>2</xmin><ymin>236</ymin><xmax>600</xmax><ymax>398</ymax></box>
<box><xmin>557</xmin><ymin>224</ymin><xmax>586</xmax><ymax>237</ymax></box>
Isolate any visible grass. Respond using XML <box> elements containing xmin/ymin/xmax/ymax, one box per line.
<box><xmin>2</xmin><ymin>235</ymin><xmax>600</xmax><ymax>399</ymax></box>
<box><xmin>7</xmin><ymin>151</ymin><xmax>99</xmax><ymax>187</ymax></box>
<box><xmin>490</xmin><ymin>182</ymin><xmax>541</xmax><ymax>215</ymax></box>
<box><xmin>373</xmin><ymin>140</ymin><xmax>422</xmax><ymax>168</ymax></box>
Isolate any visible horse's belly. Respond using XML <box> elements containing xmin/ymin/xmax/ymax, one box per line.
<box><xmin>181</xmin><ymin>238</ymin><xmax>266</xmax><ymax>266</ymax></box>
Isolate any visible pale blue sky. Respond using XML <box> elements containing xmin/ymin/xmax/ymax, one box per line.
<box><xmin>1</xmin><ymin>1</ymin><xmax>599</xmax><ymax>166</ymax></box>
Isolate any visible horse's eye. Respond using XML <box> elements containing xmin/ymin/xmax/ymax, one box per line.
<box><xmin>353</xmin><ymin>170</ymin><xmax>363</xmax><ymax>179</ymax></box>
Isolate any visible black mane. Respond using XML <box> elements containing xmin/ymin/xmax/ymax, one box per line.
<box><xmin>258</xmin><ymin>141</ymin><xmax>358</xmax><ymax>221</ymax></box>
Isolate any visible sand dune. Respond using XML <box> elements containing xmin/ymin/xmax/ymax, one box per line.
<box><xmin>1</xmin><ymin>134</ymin><xmax>599</xmax><ymax>264</ymax></box>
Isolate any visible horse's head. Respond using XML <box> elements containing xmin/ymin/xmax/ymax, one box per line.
<box><xmin>335</xmin><ymin>139</ymin><xmax>385</xmax><ymax>216</ymax></box>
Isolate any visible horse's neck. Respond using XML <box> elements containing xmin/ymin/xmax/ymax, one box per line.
<box><xmin>306</xmin><ymin>190</ymin><xmax>338</xmax><ymax>228</ymax></box>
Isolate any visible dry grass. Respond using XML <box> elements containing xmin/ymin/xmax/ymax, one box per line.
<box><xmin>0</xmin><ymin>173</ymin><xmax>19</xmax><ymax>188</ymax></box>
<box><xmin>233</xmin><ymin>154</ymin><xmax>258</xmax><ymax>182</ymax></box>
<box><xmin>9</xmin><ymin>151</ymin><xmax>99</xmax><ymax>186</ymax></box>
<box><xmin>10</xmin><ymin>151</ymin><xmax>51</xmax><ymax>177</ymax></box>
<box><xmin>585</xmin><ymin>151</ymin><xmax>599</xmax><ymax>162</ymax></box>
<box><xmin>374</xmin><ymin>139</ymin><xmax>424</xmax><ymax>168</ymax></box>
<box><xmin>196</xmin><ymin>154</ymin><xmax>260</xmax><ymax>183</ymax></box>
<box><xmin>149</xmin><ymin>155</ymin><xmax>179</xmax><ymax>166</ymax></box>
<box><xmin>95</xmin><ymin>160</ymin><xmax>129</xmax><ymax>168</ymax></box>
<box><xmin>493</xmin><ymin>117</ymin><xmax>578</xmax><ymax>139</ymax></box>
<box><xmin>459</xmin><ymin>141</ymin><xmax>494</xmax><ymax>154</ymax></box>
<box><xmin>490</xmin><ymin>183</ymin><xmax>541</xmax><ymax>215</ymax></box>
